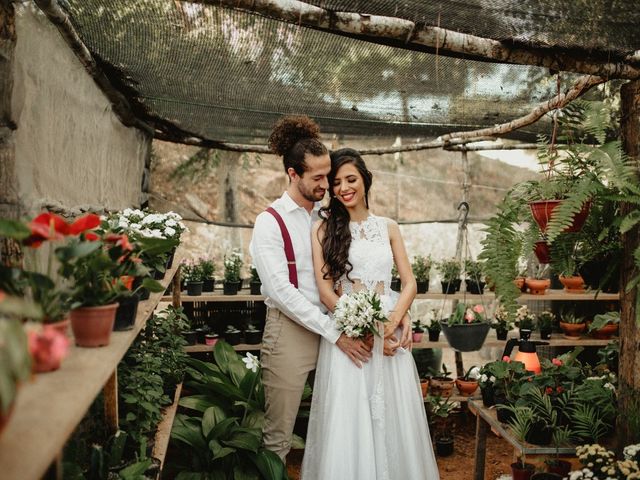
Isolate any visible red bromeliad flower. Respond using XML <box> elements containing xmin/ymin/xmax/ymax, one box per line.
<box><xmin>552</xmin><ymin>358</ymin><xmax>563</xmax><ymax>367</ymax></box>
<box><xmin>545</xmin><ymin>387</ymin><xmax>554</xmax><ymax>395</ymax></box>
<box><xmin>556</xmin><ymin>386</ymin><xmax>564</xmax><ymax>393</ymax></box>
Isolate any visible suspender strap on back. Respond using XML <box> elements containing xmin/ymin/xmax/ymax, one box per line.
<box><xmin>265</xmin><ymin>207</ymin><xmax>298</xmax><ymax>288</ymax></box>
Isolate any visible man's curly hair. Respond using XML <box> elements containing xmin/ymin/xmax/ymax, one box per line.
<box><xmin>268</xmin><ymin>115</ymin><xmax>327</xmax><ymax>175</ymax></box>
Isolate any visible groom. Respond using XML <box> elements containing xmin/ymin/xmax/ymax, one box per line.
<box><xmin>250</xmin><ymin>116</ymin><xmax>373</xmax><ymax>461</ymax></box>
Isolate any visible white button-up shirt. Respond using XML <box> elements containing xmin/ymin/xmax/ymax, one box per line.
<box><xmin>250</xmin><ymin>192</ymin><xmax>341</xmax><ymax>343</ymax></box>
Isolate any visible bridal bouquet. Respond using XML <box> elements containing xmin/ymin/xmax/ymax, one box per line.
<box><xmin>333</xmin><ymin>290</ymin><xmax>388</xmax><ymax>338</ymax></box>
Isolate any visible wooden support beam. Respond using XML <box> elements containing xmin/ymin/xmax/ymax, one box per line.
<box><xmin>196</xmin><ymin>0</ymin><xmax>640</xmax><ymax>80</ymax></box>
<box><xmin>103</xmin><ymin>370</ymin><xmax>119</xmax><ymax>434</ymax></box>
<box><xmin>617</xmin><ymin>79</ymin><xmax>640</xmax><ymax>450</ymax></box>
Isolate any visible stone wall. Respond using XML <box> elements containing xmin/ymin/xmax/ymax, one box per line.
<box><xmin>10</xmin><ymin>5</ymin><xmax>149</xmax><ymax>217</ymax></box>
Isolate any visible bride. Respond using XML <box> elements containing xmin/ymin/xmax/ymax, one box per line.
<box><xmin>301</xmin><ymin>148</ymin><xmax>440</xmax><ymax>479</ymax></box>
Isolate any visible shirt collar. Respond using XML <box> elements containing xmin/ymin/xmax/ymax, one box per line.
<box><xmin>281</xmin><ymin>191</ymin><xmax>322</xmax><ymax>215</ymax></box>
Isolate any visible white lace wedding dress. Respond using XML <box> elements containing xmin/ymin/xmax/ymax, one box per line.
<box><xmin>301</xmin><ymin>215</ymin><xmax>440</xmax><ymax>479</ymax></box>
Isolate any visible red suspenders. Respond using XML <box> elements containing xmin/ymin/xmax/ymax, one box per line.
<box><xmin>265</xmin><ymin>207</ymin><xmax>298</xmax><ymax>288</ymax></box>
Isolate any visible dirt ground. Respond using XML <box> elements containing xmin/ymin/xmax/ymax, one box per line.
<box><xmin>285</xmin><ymin>409</ymin><xmax>515</xmax><ymax>480</ymax></box>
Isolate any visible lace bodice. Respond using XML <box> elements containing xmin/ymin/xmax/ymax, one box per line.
<box><xmin>336</xmin><ymin>215</ymin><xmax>394</xmax><ymax>297</ymax></box>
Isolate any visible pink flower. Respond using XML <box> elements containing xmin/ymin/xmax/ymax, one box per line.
<box><xmin>552</xmin><ymin>358</ymin><xmax>563</xmax><ymax>367</ymax></box>
<box><xmin>27</xmin><ymin>327</ymin><xmax>70</xmax><ymax>367</ymax></box>
<box><xmin>465</xmin><ymin>309</ymin><xmax>475</xmax><ymax>323</ymax></box>
<box><xmin>502</xmin><ymin>355</ymin><xmax>511</xmax><ymax>362</ymax></box>
<box><xmin>472</xmin><ymin>304</ymin><xmax>484</xmax><ymax>314</ymax></box>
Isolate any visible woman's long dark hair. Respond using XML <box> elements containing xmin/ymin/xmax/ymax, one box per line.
<box><xmin>320</xmin><ymin>148</ymin><xmax>373</xmax><ymax>283</ymax></box>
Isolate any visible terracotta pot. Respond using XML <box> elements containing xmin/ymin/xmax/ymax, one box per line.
<box><xmin>412</xmin><ymin>331</ymin><xmax>424</xmax><ymax>342</ymax></box>
<box><xmin>534</xmin><ymin>241</ymin><xmax>551</xmax><ymax>264</ymax></box>
<box><xmin>455</xmin><ymin>378</ymin><xmax>478</xmax><ymax>396</ymax></box>
<box><xmin>44</xmin><ymin>318</ymin><xmax>71</xmax><ymax>337</ymax></box>
<box><xmin>525</xmin><ymin>278</ymin><xmax>550</xmax><ymax>295</ymax></box>
<box><xmin>588</xmin><ymin>322</ymin><xmax>619</xmax><ymax>340</ymax></box>
<box><xmin>559</xmin><ymin>275</ymin><xmax>585</xmax><ymax>293</ymax></box>
<box><xmin>529</xmin><ymin>199</ymin><xmax>590</xmax><ymax>233</ymax></box>
<box><xmin>429</xmin><ymin>377</ymin><xmax>454</xmax><ymax>398</ymax></box>
<box><xmin>514</xmin><ymin>277</ymin><xmax>526</xmax><ymax>292</ymax></box>
<box><xmin>559</xmin><ymin>321</ymin><xmax>586</xmax><ymax>338</ymax></box>
<box><xmin>420</xmin><ymin>380</ymin><xmax>429</xmax><ymax>398</ymax></box>
<box><xmin>70</xmin><ymin>303</ymin><xmax>118</xmax><ymax>347</ymax></box>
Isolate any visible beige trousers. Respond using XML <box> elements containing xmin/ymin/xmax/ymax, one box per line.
<box><xmin>261</xmin><ymin>307</ymin><xmax>320</xmax><ymax>461</ymax></box>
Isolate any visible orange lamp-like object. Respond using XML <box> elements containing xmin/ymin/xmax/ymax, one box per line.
<box><xmin>501</xmin><ymin>329</ymin><xmax>548</xmax><ymax>375</ymax></box>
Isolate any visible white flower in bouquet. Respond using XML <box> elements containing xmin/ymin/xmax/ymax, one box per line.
<box><xmin>333</xmin><ymin>290</ymin><xmax>388</xmax><ymax>338</ymax></box>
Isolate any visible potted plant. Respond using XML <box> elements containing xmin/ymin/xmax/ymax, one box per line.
<box><xmin>515</xmin><ymin>305</ymin><xmax>537</xmax><ymax>334</ymax></box>
<box><xmin>427</xmin><ymin>395</ymin><xmax>459</xmax><ymax>457</ymax></box>
<box><xmin>544</xmin><ymin>426</ymin><xmax>573</xmax><ymax>477</ymax></box>
<box><xmin>503</xmin><ymin>405</ymin><xmax>536</xmax><ymax>480</ymax></box>
<box><xmin>464</xmin><ymin>259</ymin><xmax>485</xmax><ymax>294</ymax></box>
<box><xmin>244</xmin><ymin>322</ymin><xmax>262</xmax><ymax>345</ymax></box>
<box><xmin>538</xmin><ymin>310</ymin><xmax>555</xmax><ymax>340</ymax></box>
<box><xmin>455</xmin><ymin>365</ymin><xmax>479</xmax><ymax>396</ymax></box>
<box><xmin>412</xmin><ymin>318</ymin><xmax>425</xmax><ymax>342</ymax></box>
<box><xmin>426</xmin><ymin>312</ymin><xmax>442</xmax><ymax>342</ymax></box>
<box><xmin>224</xmin><ymin>324</ymin><xmax>243</xmax><ymax>345</ymax></box>
<box><xmin>390</xmin><ymin>264</ymin><xmax>401</xmax><ymax>292</ymax></box>
<box><xmin>437</xmin><ymin>258</ymin><xmax>462</xmax><ymax>294</ymax></box>
<box><xmin>182</xmin><ymin>259</ymin><xmax>205</xmax><ymax>296</ymax></box>
<box><xmin>204</xmin><ymin>332</ymin><xmax>219</xmax><ymax>346</ymax></box>
<box><xmin>249</xmin><ymin>264</ymin><xmax>262</xmax><ymax>295</ymax></box>
<box><xmin>411</xmin><ymin>255</ymin><xmax>431</xmax><ymax>294</ymax></box>
<box><xmin>553</xmin><ymin>236</ymin><xmax>586</xmax><ymax>293</ymax></box>
<box><xmin>223</xmin><ymin>249</ymin><xmax>243</xmax><ymax>295</ymax></box>
<box><xmin>492</xmin><ymin>304</ymin><xmax>514</xmax><ymax>340</ymax></box>
<box><xmin>587</xmin><ymin>311</ymin><xmax>619</xmax><ymax>340</ymax></box>
<box><xmin>559</xmin><ymin>310</ymin><xmax>586</xmax><ymax>338</ymax></box>
<box><xmin>200</xmin><ymin>257</ymin><xmax>216</xmax><ymax>292</ymax></box>
<box><xmin>441</xmin><ymin>303</ymin><xmax>491</xmax><ymax>351</ymax></box>
<box><xmin>525</xmin><ymin>263</ymin><xmax>551</xmax><ymax>295</ymax></box>
<box><xmin>56</xmin><ymin>232</ymin><xmax>136</xmax><ymax>347</ymax></box>
<box><xmin>429</xmin><ymin>363</ymin><xmax>455</xmax><ymax>398</ymax></box>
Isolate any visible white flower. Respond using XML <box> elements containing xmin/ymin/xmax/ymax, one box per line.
<box><xmin>165</xmin><ymin>227</ymin><xmax>176</xmax><ymax>237</ymax></box>
<box><xmin>166</xmin><ymin>218</ymin><xmax>177</xmax><ymax>227</ymax></box>
<box><xmin>242</xmin><ymin>352</ymin><xmax>260</xmax><ymax>372</ymax></box>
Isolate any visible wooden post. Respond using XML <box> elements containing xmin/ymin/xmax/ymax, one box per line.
<box><xmin>473</xmin><ymin>413</ymin><xmax>489</xmax><ymax>480</ymax></box>
<box><xmin>103</xmin><ymin>370</ymin><xmax>119</xmax><ymax>434</ymax></box>
<box><xmin>172</xmin><ymin>264</ymin><xmax>182</xmax><ymax>308</ymax></box>
<box><xmin>617</xmin><ymin>80</ymin><xmax>640</xmax><ymax>450</ymax></box>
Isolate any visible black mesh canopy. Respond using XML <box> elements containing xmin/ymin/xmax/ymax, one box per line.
<box><xmin>57</xmin><ymin>0</ymin><xmax>638</xmax><ymax>145</ymax></box>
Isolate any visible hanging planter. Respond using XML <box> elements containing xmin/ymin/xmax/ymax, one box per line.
<box><xmin>529</xmin><ymin>199</ymin><xmax>591</xmax><ymax>233</ymax></box>
<box><xmin>441</xmin><ymin>321</ymin><xmax>490</xmax><ymax>352</ymax></box>
<box><xmin>534</xmin><ymin>241</ymin><xmax>551</xmax><ymax>264</ymax></box>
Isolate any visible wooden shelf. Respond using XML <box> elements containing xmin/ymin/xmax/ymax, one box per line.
<box><xmin>0</xmin><ymin>256</ymin><xmax>183</xmax><ymax>480</ymax></box>
<box><xmin>152</xmin><ymin>382</ymin><xmax>183</xmax><ymax>470</ymax></box>
<box><xmin>166</xmin><ymin>289</ymin><xmax>618</xmax><ymax>303</ymax></box>
<box><xmin>184</xmin><ymin>343</ymin><xmax>260</xmax><ymax>353</ymax></box>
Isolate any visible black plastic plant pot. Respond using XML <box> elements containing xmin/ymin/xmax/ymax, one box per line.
<box><xmin>465</xmin><ymin>279</ymin><xmax>485</xmax><ymax>295</ymax></box>
<box><xmin>195</xmin><ymin>327</ymin><xmax>209</xmax><ymax>344</ymax></box>
<box><xmin>540</xmin><ymin>329</ymin><xmax>552</xmax><ymax>340</ymax></box>
<box><xmin>481</xmin><ymin>386</ymin><xmax>495</xmax><ymax>407</ymax></box>
<box><xmin>153</xmin><ymin>268</ymin><xmax>165</xmax><ymax>280</ymax></box>
<box><xmin>183</xmin><ymin>330</ymin><xmax>198</xmax><ymax>345</ymax></box>
<box><xmin>416</xmin><ymin>280</ymin><xmax>429</xmax><ymax>294</ymax></box>
<box><xmin>390</xmin><ymin>277</ymin><xmax>401</xmax><ymax>292</ymax></box>
<box><xmin>525</xmin><ymin>421</ymin><xmax>553</xmax><ymax>446</ymax></box>
<box><xmin>428</xmin><ymin>330</ymin><xmax>440</xmax><ymax>342</ymax></box>
<box><xmin>496</xmin><ymin>329</ymin><xmax>508</xmax><ymax>341</ymax></box>
<box><xmin>223</xmin><ymin>281</ymin><xmax>241</xmax><ymax>295</ymax></box>
<box><xmin>244</xmin><ymin>329</ymin><xmax>262</xmax><ymax>345</ymax></box>
<box><xmin>250</xmin><ymin>281</ymin><xmax>262</xmax><ymax>295</ymax></box>
<box><xmin>203</xmin><ymin>278</ymin><xmax>215</xmax><ymax>292</ymax></box>
<box><xmin>133</xmin><ymin>277</ymin><xmax>151</xmax><ymax>301</ymax></box>
<box><xmin>496</xmin><ymin>403</ymin><xmax>514</xmax><ymax>424</ymax></box>
<box><xmin>440</xmin><ymin>321</ymin><xmax>490</xmax><ymax>352</ymax></box>
<box><xmin>435</xmin><ymin>437</ymin><xmax>454</xmax><ymax>457</ymax></box>
<box><xmin>225</xmin><ymin>330</ymin><xmax>243</xmax><ymax>345</ymax></box>
<box><xmin>114</xmin><ymin>296</ymin><xmax>140</xmax><ymax>331</ymax></box>
<box><xmin>441</xmin><ymin>279</ymin><xmax>461</xmax><ymax>294</ymax></box>
<box><xmin>187</xmin><ymin>281</ymin><xmax>204</xmax><ymax>296</ymax></box>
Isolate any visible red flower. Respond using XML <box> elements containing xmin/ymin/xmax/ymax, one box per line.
<box><xmin>556</xmin><ymin>386</ymin><xmax>564</xmax><ymax>393</ymax></box>
<box><xmin>105</xmin><ymin>233</ymin><xmax>133</xmax><ymax>252</ymax></box>
<box><xmin>545</xmin><ymin>387</ymin><xmax>553</xmax><ymax>395</ymax></box>
<box><xmin>552</xmin><ymin>358</ymin><xmax>563</xmax><ymax>367</ymax></box>
<box><xmin>502</xmin><ymin>355</ymin><xmax>511</xmax><ymax>362</ymax></box>
<box><xmin>24</xmin><ymin>212</ymin><xmax>68</xmax><ymax>247</ymax></box>
<box><xmin>84</xmin><ymin>232</ymin><xmax>99</xmax><ymax>241</ymax></box>
<box><xmin>68</xmin><ymin>213</ymin><xmax>101</xmax><ymax>235</ymax></box>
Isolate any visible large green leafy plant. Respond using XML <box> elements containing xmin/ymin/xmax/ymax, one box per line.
<box><xmin>170</xmin><ymin>342</ymin><xmax>288</xmax><ymax>479</ymax></box>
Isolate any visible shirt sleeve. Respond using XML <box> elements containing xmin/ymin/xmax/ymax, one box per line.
<box><xmin>250</xmin><ymin>212</ymin><xmax>341</xmax><ymax>344</ymax></box>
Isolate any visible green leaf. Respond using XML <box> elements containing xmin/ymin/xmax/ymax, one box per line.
<box><xmin>222</xmin><ymin>429</ymin><xmax>261</xmax><ymax>453</ymax></box>
<box><xmin>141</xmin><ymin>277</ymin><xmax>165</xmax><ymax>293</ymax></box>
<box><xmin>233</xmin><ymin>464</ymin><xmax>260</xmax><ymax>480</ymax></box>
<box><xmin>291</xmin><ymin>433</ymin><xmax>305</xmax><ymax>449</ymax></box>
<box><xmin>118</xmin><ymin>459</ymin><xmax>152</xmax><ymax>480</ymax></box>
<box><xmin>179</xmin><ymin>395</ymin><xmax>223</xmax><ymax>413</ymax></box>
<box><xmin>0</xmin><ymin>219</ymin><xmax>30</xmax><ymax>240</ymax></box>
<box><xmin>620</xmin><ymin>209</ymin><xmax>640</xmax><ymax>234</ymax></box>
<box><xmin>202</xmin><ymin>405</ymin><xmax>227</xmax><ymax>438</ymax></box>
<box><xmin>171</xmin><ymin>424</ymin><xmax>208</xmax><ymax>452</ymax></box>
<box><xmin>207</xmin><ymin>417</ymin><xmax>238</xmax><ymax>440</ymax></box>
<box><xmin>252</xmin><ymin>449</ymin><xmax>286</xmax><ymax>480</ymax></box>
<box><xmin>209</xmin><ymin>439</ymin><xmax>236</xmax><ymax>460</ymax></box>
